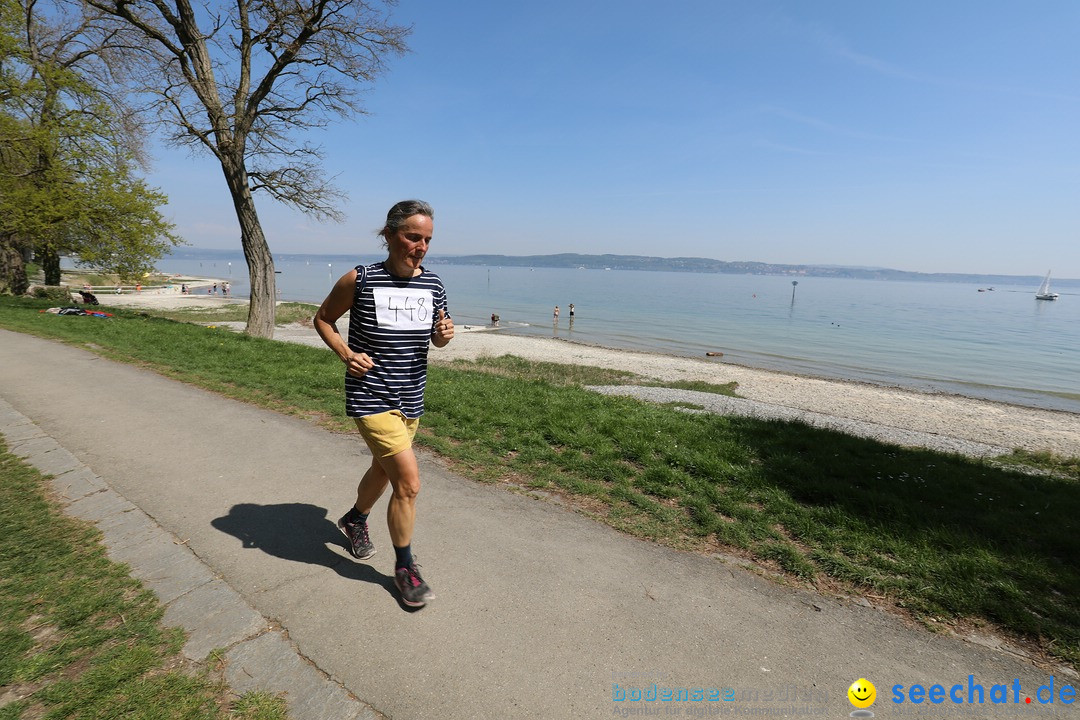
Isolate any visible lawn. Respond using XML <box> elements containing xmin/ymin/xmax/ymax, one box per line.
<box><xmin>0</xmin><ymin>437</ymin><xmax>289</xmax><ymax>719</ymax></box>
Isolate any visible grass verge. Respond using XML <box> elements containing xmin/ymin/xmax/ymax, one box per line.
<box><xmin>136</xmin><ymin>302</ymin><xmax>320</xmax><ymax>327</ymax></box>
<box><xmin>994</xmin><ymin>449</ymin><xmax>1080</xmax><ymax>481</ymax></box>
<box><xmin>441</xmin><ymin>353</ymin><xmax>739</xmax><ymax>397</ymax></box>
<box><xmin>1</xmin><ymin>296</ymin><xmax>1077</xmax><ymax>669</ymax></box>
<box><xmin>0</xmin><ymin>437</ymin><xmax>288</xmax><ymax>719</ymax></box>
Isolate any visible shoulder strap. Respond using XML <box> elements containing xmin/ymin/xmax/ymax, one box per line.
<box><xmin>354</xmin><ymin>263</ymin><xmax>367</xmax><ymax>304</ymax></box>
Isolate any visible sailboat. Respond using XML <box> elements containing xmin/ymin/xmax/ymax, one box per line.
<box><xmin>1035</xmin><ymin>270</ymin><xmax>1059</xmax><ymax>301</ymax></box>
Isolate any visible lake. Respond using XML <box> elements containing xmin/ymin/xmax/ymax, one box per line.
<box><xmin>154</xmin><ymin>250</ymin><xmax>1080</xmax><ymax>413</ymax></box>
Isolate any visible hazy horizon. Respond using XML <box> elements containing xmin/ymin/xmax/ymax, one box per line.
<box><xmin>161</xmin><ymin>246</ymin><xmax>1077</xmax><ymax>283</ymax></box>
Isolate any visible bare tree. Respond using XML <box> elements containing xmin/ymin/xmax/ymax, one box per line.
<box><xmin>85</xmin><ymin>0</ymin><xmax>410</xmax><ymax>337</ymax></box>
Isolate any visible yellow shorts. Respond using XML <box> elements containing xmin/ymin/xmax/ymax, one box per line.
<box><xmin>354</xmin><ymin>410</ymin><xmax>419</xmax><ymax>458</ymax></box>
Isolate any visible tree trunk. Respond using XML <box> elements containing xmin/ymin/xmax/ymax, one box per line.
<box><xmin>221</xmin><ymin>153</ymin><xmax>277</xmax><ymax>338</ymax></box>
<box><xmin>41</xmin><ymin>244</ymin><xmax>61</xmax><ymax>286</ymax></box>
<box><xmin>0</xmin><ymin>236</ymin><xmax>30</xmax><ymax>296</ymax></box>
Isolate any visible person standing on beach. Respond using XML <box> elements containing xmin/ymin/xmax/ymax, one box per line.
<box><xmin>314</xmin><ymin>200</ymin><xmax>454</xmax><ymax>607</ymax></box>
<box><xmin>553</xmin><ymin>305</ymin><xmax>560</xmax><ymax>323</ymax></box>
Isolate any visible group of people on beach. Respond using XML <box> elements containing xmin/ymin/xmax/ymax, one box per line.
<box><xmin>554</xmin><ymin>303</ymin><xmax>575</xmax><ymax>324</ymax></box>
<box><xmin>111</xmin><ymin>284</ymin><xmax>138</xmax><ymax>294</ymax></box>
<box><xmin>177</xmin><ymin>281</ymin><xmax>229</xmax><ymax>295</ymax></box>
<box><xmin>486</xmin><ymin>303</ymin><xmax>575</xmax><ymax>329</ymax></box>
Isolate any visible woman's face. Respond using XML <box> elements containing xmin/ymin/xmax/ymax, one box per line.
<box><xmin>385</xmin><ymin>214</ymin><xmax>433</xmax><ymax>276</ymax></box>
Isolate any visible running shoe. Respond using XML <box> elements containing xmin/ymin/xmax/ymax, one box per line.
<box><xmin>394</xmin><ymin>561</ymin><xmax>434</xmax><ymax>607</ymax></box>
<box><xmin>337</xmin><ymin>512</ymin><xmax>375</xmax><ymax>560</ymax></box>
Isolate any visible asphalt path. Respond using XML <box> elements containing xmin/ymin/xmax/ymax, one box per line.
<box><xmin>0</xmin><ymin>329</ymin><xmax>1072</xmax><ymax>719</ymax></box>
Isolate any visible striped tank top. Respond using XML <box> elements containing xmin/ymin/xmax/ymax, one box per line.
<box><xmin>345</xmin><ymin>262</ymin><xmax>448</xmax><ymax>418</ymax></box>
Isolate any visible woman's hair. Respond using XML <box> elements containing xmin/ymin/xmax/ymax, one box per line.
<box><xmin>378</xmin><ymin>200</ymin><xmax>434</xmax><ymax>244</ymax></box>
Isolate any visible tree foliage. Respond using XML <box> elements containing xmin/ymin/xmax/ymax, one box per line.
<box><xmin>0</xmin><ymin>0</ymin><xmax>179</xmax><ymax>291</ymax></box>
<box><xmin>85</xmin><ymin>0</ymin><xmax>410</xmax><ymax>337</ymax></box>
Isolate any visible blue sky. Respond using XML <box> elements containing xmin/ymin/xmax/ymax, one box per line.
<box><xmin>151</xmin><ymin>0</ymin><xmax>1080</xmax><ymax>277</ymax></box>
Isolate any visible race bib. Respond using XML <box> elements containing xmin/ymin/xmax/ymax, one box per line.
<box><xmin>373</xmin><ymin>287</ymin><xmax>434</xmax><ymax>330</ymax></box>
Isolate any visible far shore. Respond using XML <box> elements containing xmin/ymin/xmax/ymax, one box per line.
<box><xmin>89</xmin><ymin>290</ymin><xmax>1080</xmax><ymax>458</ymax></box>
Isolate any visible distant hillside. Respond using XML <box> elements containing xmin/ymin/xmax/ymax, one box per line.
<box><xmin>426</xmin><ymin>253</ymin><xmax>1079</xmax><ymax>288</ymax></box>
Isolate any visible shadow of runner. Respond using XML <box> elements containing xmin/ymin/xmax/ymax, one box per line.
<box><xmin>211</xmin><ymin>502</ymin><xmax>400</xmax><ymax>602</ymax></box>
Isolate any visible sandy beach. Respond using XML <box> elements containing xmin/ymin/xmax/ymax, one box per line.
<box><xmin>93</xmin><ymin>289</ymin><xmax>1080</xmax><ymax>458</ymax></box>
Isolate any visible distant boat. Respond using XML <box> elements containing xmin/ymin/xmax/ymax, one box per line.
<box><xmin>1035</xmin><ymin>270</ymin><xmax>1059</xmax><ymax>301</ymax></box>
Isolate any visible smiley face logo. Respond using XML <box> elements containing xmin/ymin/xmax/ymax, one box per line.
<box><xmin>848</xmin><ymin>678</ymin><xmax>876</xmax><ymax>709</ymax></box>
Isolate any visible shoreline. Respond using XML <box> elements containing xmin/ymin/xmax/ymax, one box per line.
<box><xmin>466</xmin><ymin>320</ymin><xmax>1080</xmax><ymax>415</ymax></box>
<box><xmin>91</xmin><ymin>291</ymin><xmax>1080</xmax><ymax>458</ymax></box>
<box><xmin>496</xmin><ymin>330</ymin><xmax>1077</xmax><ymax>408</ymax></box>
<box><xmin>106</xmin><ymin>266</ymin><xmax>1077</xmax><ymax>414</ymax></box>
<box><xmin>428</xmin><ymin>331</ymin><xmax>1080</xmax><ymax>457</ymax></box>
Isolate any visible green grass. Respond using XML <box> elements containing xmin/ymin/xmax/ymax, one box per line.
<box><xmin>442</xmin><ymin>353</ymin><xmax>642</xmax><ymax>387</ymax></box>
<box><xmin>137</xmin><ymin>302</ymin><xmax>320</xmax><ymax>326</ymax></box>
<box><xmin>644</xmin><ymin>379</ymin><xmax>740</xmax><ymax>396</ymax></box>
<box><xmin>994</xmin><ymin>449</ymin><xmax>1080</xmax><ymax>481</ymax></box>
<box><xmin>1</xmin><ymin>296</ymin><xmax>1078</xmax><ymax>668</ymax></box>
<box><xmin>0</xmin><ymin>437</ymin><xmax>289</xmax><ymax>719</ymax></box>
<box><xmin>440</xmin><ymin>354</ymin><xmax>739</xmax><ymax>396</ymax></box>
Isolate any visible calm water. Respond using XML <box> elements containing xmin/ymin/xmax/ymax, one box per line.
<box><xmin>156</xmin><ymin>250</ymin><xmax>1080</xmax><ymax>413</ymax></box>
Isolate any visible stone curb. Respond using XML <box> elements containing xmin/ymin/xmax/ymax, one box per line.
<box><xmin>0</xmin><ymin>398</ymin><xmax>382</xmax><ymax>720</ymax></box>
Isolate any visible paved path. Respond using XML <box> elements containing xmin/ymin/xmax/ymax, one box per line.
<box><xmin>0</xmin><ymin>329</ymin><xmax>1072</xmax><ymax>719</ymax></box>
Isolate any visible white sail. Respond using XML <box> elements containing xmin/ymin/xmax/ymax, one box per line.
<box><xmin>1036</xmin><ymin>270</ymin><xmax>1059</xmax><ymax>300</ymax></box>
